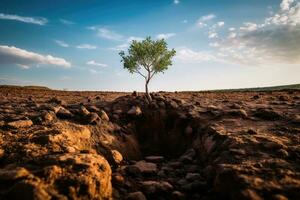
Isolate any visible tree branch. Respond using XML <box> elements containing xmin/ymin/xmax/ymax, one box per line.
<box><xmin>134</xmin><ymin>69</ymin><xmax>147</xmax><ymax>79</ymax></box>
<box><xmin>149</xmin><ymin>71</ymin><xmax>156</xmax><ymax>80</ymax></box>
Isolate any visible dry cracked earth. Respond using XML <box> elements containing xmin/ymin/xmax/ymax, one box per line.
<box><xmin>0</xmin><ymin>87</ymin><xmax>300</xmax><ymax>200</ymax></box>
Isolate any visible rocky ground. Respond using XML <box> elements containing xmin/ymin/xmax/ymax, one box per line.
<box><xmin>0</xmin><ymin>87</ymin><xmax>300</xmax><ymax>200</ymax></box>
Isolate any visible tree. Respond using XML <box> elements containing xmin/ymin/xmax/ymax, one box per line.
<box><xmin>119</xmin><ymin>37</ymin><xmax>176</xmax><ymax>101</ymax></box>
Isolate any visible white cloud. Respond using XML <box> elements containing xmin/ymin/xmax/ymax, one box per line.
<box><xmin>200</xmin><ymin>14</ymin><xmax>216</xmax><ymax>22</ymax></box>
<box><xmin>0</xmin><ymin>45</ymin><xmax>71</xmax><ymax>68</ymax></box>
<box><xmin>17</xmin><ymin>64</ymin><xmax>30</xmax><ymax>69</ymax></box>
<box><xmin>208</xmin><ymin>31</ymin><xmax>218</xmax><ymax>38</ymax></box>
<box><xmin>86</xmin><ymin>60</ymin><xmax>108</xmax><ymax>67</ymax></box>
<box><xmin>207</xmin><ymin>0</ymin><xmax>300</xmax><ymax>65</ymax></box>
<box><xmin>60</xmin><ymin>19</ymin><xmax>75</xmax><ymax>25</ymax></box>
<box><xmin>229</xmin><ymin>27</ymin><xmax>236</xmax><ymax>31</ymax></box>
<box><xmin>174</xmin><ymin>0</ymin><xmax>180</xmax><ymax>4</ymax></box>
<box><xmin>54</xmin><ymin>40</ymin><xmax>69</xmax><ymax>47</ymax></box>
<box><xmin>228</xmin><ymin>32</ymin><xmax>237</xmax><ymax>39</ymax></box>
<box><xmin>182</xmin><ymin>19</ymin><xmax>188</xmax><ymax>23</ymax></box>
<box><xmin>0</xmin><ymin>13</ymin><xmax>47</xmax><ymax>25</ymax></box>
<box><xmin>264</xmin><ymin>0</ymin><xmax>300</xmax><ymax>26</ymax></box>
<box><xmin>97</xmin><ymin>28</ymin><xmax>123</xmax><ymax>41</ymax></box>
<box><xmin>217</xmin><ymin>21</ymin><xmax>225</xmax><ymax>27</ymax></box>
<box><xmin>197</xmin><ymin>22</ymin><xmax>207</xmax><ymax>28</ymax></box>
<box><xmin>76</xmin><ymin>44</ymin><xmax>97</xmax><ymax>49</ymax></box>
<box><xmin>240</xmin><ymin>22</ymin><xmax>258</xmax><ymax>32</ymax></box>
<box><xmin>176</xmin><ymin>47</ymin><xmax>217</xmax><ymax>63</ymax></box>
<box><xmin>281</xmin><ymin>0</ymin><xmax>294</xmax><ymax>11</ymax></box>
<box><xmin>156</xmin><ymin>33</ymin><xmax>176</xmax><ymax>39</ymax></box>
<box><xmin>196</xmin><ymin>14</ymin><xmax>216</xmax><ymax>28</ymax></box>
<box><xmin>209</xmin><ymin>42</ymin><xmax>220</xmax><ymax>47</ymax></box>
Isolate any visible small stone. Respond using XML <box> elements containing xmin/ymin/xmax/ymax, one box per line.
<box><xmin>181</xmin><ymin>180</ymin><xmax>206</xmax><ymax>192</ymax></box>
<box><xmin>7</xmin><ymin>119</ymin><xmax>33</xmax><ymax>129</ymax></box>
<box><xmin>89</xmin><ymin>105</ymin><xmax>100</xmax><ymax>112</ymax></box>
<box><xmin>48</xmin><ymin>97</ymin><xmax>66</xmax><ymax>105</ymax></box>
<box><xmin>239</xmin><ymin>109</ymin><xmax>248</xmax><ymax>118</ymax></box>
<box><xmin>145</xmin><ymin>156</ymin><xmax>164</xmax><ymax>163</ymax></box>
<box><xmin>126</xmin><ymin>191</ymin><xmax>146</xmax><ymax>200</ymax></box>
<box><xmin>65</xmin><ymin>146</ymin><xmax>76</xmax><ymax>153</ymax></box>
<box><xmin>230</xmin><ymin>103</ymin><xmax>242</xmax><ymax>109</ymax></box>
<box><xmin>158</xmin><ymin>101</ymin><xmax>165</xmax><ymax>108</ymax></box>
<box><xmin>133</xmin><ymin>161</ymin><xmax>157</xmax><ymax>174</ymax></box>
<box><xmin>172</xmin><ymin>191</ymin><xmax>185</xmax><ymax>200</ymax></box>
<box><xmin>100</xmin><ymin>110</ymin><xmax>109</xmax><ymax>121</ymax></box>
<box><xmin>141</xmin><ymin>181</ymin><xmax>173</xmax><ymax>194</ymax></box>
<box><xmin>169</xmin><ymin>101</ymin><xmax>178</xmax><ymax>108</ymax></box>
<box><xmin>254</xmin><ymin>108</ymin><xmax>283</xmax><ymax>121</ymax></box>
<box><xmin>0</xmin><ymin>167</ymin><xmax>30</xmax><ymax>180</ymax></box>
<box><xmin>185</xmin><ymin>126</ymin><xmax>193</xmax><ymax>136</ymax></box>
<box><xmin>125</xmin><ymin>165</ymin><xmax>141</xmax><ymax>176</ymax></box>
<box><xmin>228</xmin><ymin>109</ymin><xmax>248</xmax><ymax>118</ymax></box>
<box><xmin>240</xmin><ymin>189</ymin><xmax>263</xmax><ymax>200</ymax></box>
<box><xmin>291</xmin><ymin>115</ymin><xmax>300</xmax><ymax>124</ymax></box>
<box><xmin>56</xmin><ymin>107</ymin><xmax>73</xmax><ymax>119</ymax></box>
<box><xmin>79</xmin><ymin>106</ymin><xmax>90</xmax><ymax>116</ymax></box>
<box><xmin>159</xmin><ymin>181</ymin><xmax>173</xmax><ymax>192</ymax></box>
<box><xmin>112</xmin><ymin>173</ymin><xmax>125</xmax><ymax>186</ymax></box>
<box><xmin>179</xmin><ymin>155</ymin><xmax>193</xmax><ymax>163</ymax></box>
<box><xmin>141</xmin><ymin>181</ymin><xmax>157</xmax><ymax>194</ymax></box>
<box><xmin>157</xmin><ymin>170</ymin><xmax>166</xmax><ymax>178</ymax></box>
<box><xmin>0</xmin><ymin>149</ymin><xmax>4</xmax><ymax>158</ymax></box>
<box><xmin>113</xmin><ymin>109</ymin><xmax>123</xmax><ymax>114</ymax></box>
<box><xmin>264</xmin><ymin>141</ymin><xmax>284</xmax><ymax>150</ymax></box>
<box><xmin>132</xmin><ymin>91</ymin><xmax>138</xmax><ymax>96</ymax></box>
<box><xmin>247</xmin><ymin>129</ymin><xmax>258</xmax><ymax>135</ymax></box>
<box><xmin>42</xmin><ymin>111</ymin><xmax>55</xmax><ymax>122</ymax></box>
<box><xmin>277</xmin><ymin>149</ymin><xmax>289</xmax><ymax>158</ymax></box>
<box><xmin>86</xmin><ymin>112</ymin><xmax>101</xmax><ymax>124</ymax></box>
<box><xmin>272</xmin><ymin>194</ymin><xmax>288</xmax><ymax>200</ymax></box>
<box><xmin>229</xmin><ymin>148</ymin><xmax>246</xmax><ymax>155</ymax></box>
<box><xmin>177</xmin><ymin>179</ymin><xmax>188</xmax><ymax>187</ymax></box>
<box><xmin>168</xmin><ymin>161</ymin><xmax>182</xmax><ymax>168</ymax></box>
<box><xmin>127</xmin><ymin>106</ymin><xmax>142</xmax><ymax>116</ymax></box>
<box><xmin>207</xmin><ymin>104</ymin><xmax>218</xmax><ymax>110</ymax></box>
<box><xmin>111</xmin><ymin>150</ymin><xmax>123</xmax><ymax>164</ymax></box>
<box><xmin>278</xmin><ymin>95</ymin><xmax>289</xmax><ymax>101</ymax></box>
<box><xmin>185</xmin><ymin>173</ymin><xmax>202</xmax><ymax>181</ymax></box>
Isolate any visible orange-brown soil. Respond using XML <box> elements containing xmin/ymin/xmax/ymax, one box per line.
<box><xmin>0</xmin><ymin>87</ymin><xmax>300</xmax><ymax>200</ymax></box>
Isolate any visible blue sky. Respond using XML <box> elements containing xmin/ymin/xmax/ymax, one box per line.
<box><xmin>0</xmin><ymin>0</ymin><xmax>299</xmax><ymax>91</ymax></box>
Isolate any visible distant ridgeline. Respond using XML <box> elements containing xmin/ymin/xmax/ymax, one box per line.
<box><xmin>180</xmin><ymin>83</ymin><xmax>300</xmax><ymax>93</ymax></box>
<box><xmin>212</xmin><ymin>84</ymin><xmax>300</xmax><ymax>92</ymax></box>
<box><xmin>0</xmin><ymin>85</ymin><xmax>51</xmax><ymax>90</ymax></box>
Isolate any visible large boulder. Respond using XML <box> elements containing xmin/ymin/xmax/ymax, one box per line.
<box><xmin>48</xmin><ymin>153</ymin><xmax>112</xmax><ymax>199</ymax></box>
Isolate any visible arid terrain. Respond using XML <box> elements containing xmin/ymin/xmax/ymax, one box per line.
<box><xmin>0</xmin><ymin>86</ymin><xmax>300</xmax><ymax>200</ymax></box>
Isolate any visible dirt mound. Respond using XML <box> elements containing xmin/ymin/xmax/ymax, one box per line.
<box><xmin>0</xmin><ymin>88</ymin><xmax>300</xmax><ymax>199</ymax></box>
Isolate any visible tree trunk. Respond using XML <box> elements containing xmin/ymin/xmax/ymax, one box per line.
<box><xmin>145</xmin><ymin>81</ymin><xmax>152</xmax><ymax>102</ymax></box>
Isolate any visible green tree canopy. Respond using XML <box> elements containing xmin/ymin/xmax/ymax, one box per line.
<box><xmin>119</xmin><ymin>37</ymin><xmax>176</xmax><ymax>101</ymax></box>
